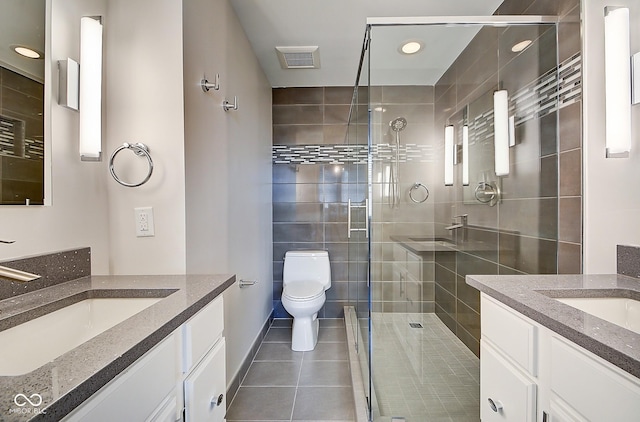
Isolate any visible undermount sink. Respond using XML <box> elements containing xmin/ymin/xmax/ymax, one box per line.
<box><xmin>0</xmin><ymin>296</ymin><xmax>165</xmax><ymax>376</ymax></box>
<box><xmin>555</xmin><ymin>297</ymin><xmax>640</xmax><ymax>335</ymax></box>
<box><xmin>407</xmin><ymin>237</ymin><xmax>453</xmax><ymax>245</ymax></box>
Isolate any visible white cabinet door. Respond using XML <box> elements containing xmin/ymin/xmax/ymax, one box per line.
<box><xmin>184</xmin><ymin>338</ymin><xmax>226</xmax><ymax>422</ymax></box>
<box><xmin>481</xmin><ymin>341</ymin><xmax>537</xmax><ymax>422</ymax></box>
<box><xmin>64</xmin><ymin>333</ymin><xmax>179</xmax><ymax>422</ymax></box>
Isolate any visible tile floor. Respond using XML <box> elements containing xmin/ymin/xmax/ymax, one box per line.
<box><xmin>226</xmin><ymin>319</ymin><xmax>355</xmax><ymax>422</ymax></box>
<box><xmin>369</xmin><ymin>313</ymin><xmax>480</xmax><ymax>422</ymax></box>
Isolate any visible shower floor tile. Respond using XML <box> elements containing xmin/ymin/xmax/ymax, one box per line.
<box><xmin>369</xmin><ymin>313</ymin><xmax>480</xmax><ymax>422</ymax></box>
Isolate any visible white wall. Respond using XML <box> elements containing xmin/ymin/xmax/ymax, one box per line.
<box><xmin>105</xmin><ymin>0</ymin><xmax>187</xmax><ymax>275</ymax></box>
<box><xmin>183</xmin><ymin>0</ymin><xmax>273</xmax><ymax>390</ymax></box>
<box><xmin>583</xmin><ymin>0</ymin><xmax>640</xmax><ymax>273</ymax></box>
<box><xmin>0</xmin><ymin>0</ymin><xmax>111</xmax><ymax>274</ymax></box>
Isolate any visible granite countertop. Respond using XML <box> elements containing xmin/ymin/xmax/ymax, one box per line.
<box><xmin>0</xmin><ymin>274</ymin><xmax>235</xmax><ymax>421</ymax></box>
<box><xmin>391</xmin><ymin>235</ymin><xmax>496</xmax><ymax>256</ymax></box>
<box><xmin>467</xmin><ymin>273</ymin><xmax>640</xmax><ymax>378</ymax></box>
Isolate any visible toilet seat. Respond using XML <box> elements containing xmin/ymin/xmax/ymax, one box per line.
<box><xmin>283</xmin><ymin>280</ymin><xmax>324</xmax><ymax>302</ymax></box>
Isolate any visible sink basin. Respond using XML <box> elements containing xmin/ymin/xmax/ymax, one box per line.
<box><xmin>0</xmin><ymin>297</ymin><xmax>162</xmax><ymax>375</ymax></box>
<box><xmin>555</xmin><ymin>297</ymin><xmax>640</xmax><ymax>335</ymax></box>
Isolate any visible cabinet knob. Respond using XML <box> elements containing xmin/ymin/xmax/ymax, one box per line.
<box><xmin>488</xmin><ymin>398</ymin><xmax>503</xmax><ymax>412</ymax></box>
<box><xmin>211</xmin><ymin>393</ymin><xmax>224</xmax><ymax>407</ymax></box>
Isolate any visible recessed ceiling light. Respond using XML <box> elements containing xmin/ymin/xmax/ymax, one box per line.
<box><xmin>511</xmin><ymin>40</ymin><xmax>532</xmax><ymax>53</ymax></box>
<box><xmin>11</xmin><ymin>45</ymin><xmax>42</xmax><ymax>59</ymax></box>
<box><xmin>400</xmin><ymin>41</ymin><xmax>423</xmax><ymax>55</ymax></box>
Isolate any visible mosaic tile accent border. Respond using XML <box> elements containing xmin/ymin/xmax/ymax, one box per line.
<box><xmin>272</xmin><ymin>144</ymin><xmax>435</xmax><ymax>165</ymax></box>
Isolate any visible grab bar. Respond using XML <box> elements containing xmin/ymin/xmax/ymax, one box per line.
<box><xmin>347</xmin><ymin>199</ymin><xmax>368</xmax><ymax>239</ymax></box>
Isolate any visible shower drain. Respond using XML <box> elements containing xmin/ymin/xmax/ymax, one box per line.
<box><xmin>408</xmin><ymin>322</ymin><xmax>423</xmax><ymax>328</ymax></box>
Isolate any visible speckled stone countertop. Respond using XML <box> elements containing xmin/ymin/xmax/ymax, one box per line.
<box><xmin>467</xmin><ymin>273</ymin><xmax>640</xmax><ymax>378</ymax></box>
<box><xmin>0</xmin><ymin>274</ymin><xmax>235</xmax><ymax>421</ymax></box>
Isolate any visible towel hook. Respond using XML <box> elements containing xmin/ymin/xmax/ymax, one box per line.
<box><xmin>201</xmin><ymin>74</ymin><xmax>220</xmax><ymax>92</ymax></box>
<box><xmin>223</xmin><ymin>96</ymin><xmax>238</xmax><ymax>112</ymax></box>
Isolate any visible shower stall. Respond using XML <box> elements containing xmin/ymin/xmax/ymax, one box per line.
<box><xmin>345</xmin><ymin>15</ymin><xmax>578</xmax><ymax>421</ymax></box>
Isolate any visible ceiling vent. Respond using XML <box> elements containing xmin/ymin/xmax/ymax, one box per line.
<box><xmin>275</xmin><ymin>46</ymin><xmax>320</xmax><ymax>69</ymax></box>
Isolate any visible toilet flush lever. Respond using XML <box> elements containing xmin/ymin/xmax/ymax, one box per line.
<box><xmin>239</xmin><ymin>279</ymin><xmax>257</xmax><ymax>288</ymax></box>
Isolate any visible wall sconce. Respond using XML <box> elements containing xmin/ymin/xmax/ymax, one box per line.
<box><xmin>493</xmin><ymin>90</ymin><xmax>510</xmax><ymax>176</ymax></box>
<box><xmin>462</xmin><ymin>125</ymin><xmax>469</xmax><ymax>186</ymax></box>
<box><xmin>604</xmin><ymin>6</ymin><xmax>631</xmax><ymax>158</ymax></box>
<box><xmin>79</xmin><ymin>16</ymin><xmax>103</xmax><ymax>161</ymax></box>
<box><xmin>58</xmin><ymin>58</ymin><xmax>79</xmax><ymax>110</ymax></box>
<box><xmin>444</xmin><ymin>125</ymin><xmax>454</xmax><ymax>186</ymax></box>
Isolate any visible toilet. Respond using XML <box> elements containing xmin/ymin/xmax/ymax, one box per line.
<box><xmin>281</xmin><ymin>250</ymin><xmax>331</xmax><ymax>351</ymax></box>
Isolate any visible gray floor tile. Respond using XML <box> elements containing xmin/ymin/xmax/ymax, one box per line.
<box><xmin>299</xmin><ymin>361</ymin><xmax>351</xmax><ymax>386</ymax></box>
<box><xmin>226</xmin><ymin>387</ymin><xmax>296</xmax><ymax>421</ymax></box>
<box><xmin>242</xmin><ymin>361</ymin><xmax>301</xmax><ymax>386</ymax></box>
<box><xmin>264</xmin><ymin>327</ymin><xmax>292</xmax><ymax>343</ymax></box>
<box><xmin>319</xmin><ymin>319</ymin><xmax>344</xmax><ymax>327</ymax></box>
<box><xmin>272</xmin><ymin>319</ymin><xmax>292</xmax><ymax>327</ymax></box>
<box><xmin>292</xmin><ymin>387</ymin><xmax>355</xmax><ymax>421</ymax></box>
<box><xmin>255</xmin><ymin>342</ymin><xmax>304</xmax><ymax>361</ymax></box>
<box><xmin>303</xmin><ymin>342</ymin><xmax>348</xmax><ymax>361</ymax></box>
<box><xmin>317</xmin><ymin>327</ymin><xmax>347</xmax><ymax>343</ymax></box>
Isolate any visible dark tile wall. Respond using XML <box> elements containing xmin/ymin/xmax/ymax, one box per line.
<box><xmin>272</xmin><ymin>87</ymin><xmax>365</xmax><ymax>318</ymax></box>
<box><xmin>433</xmin><ymin>1</ymin><xmax>582</xmax><ymax>356</ymax></box>
<box><xmin>272</xmin><ymin>86</ymin><xmax>437</xmax><ymax>318</ymax></box>
<box><xmin>369</xmin><ymin>86</ymin><xmax>437</xmax><ymax>313</ymax></box>
<box><xmin>0</xmin><ymin>67</ymin><xmax>45</xmax><ymax>205</ymax></box>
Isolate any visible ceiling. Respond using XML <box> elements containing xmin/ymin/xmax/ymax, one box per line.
<box><xmin>229</xmin><ymin>0</ymin><xmax>506</xmax><ymax>87</ymax></box>
<box><xmin>0</xmin><ymin>0</ymin><xmax>45</xmax><ymax>82</ymax></box>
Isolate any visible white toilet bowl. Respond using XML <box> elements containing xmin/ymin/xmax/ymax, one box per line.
<box><xmin>281</xmin><ymin>250</ymin><xmax>331</xmax><ymax>351</ymax></box>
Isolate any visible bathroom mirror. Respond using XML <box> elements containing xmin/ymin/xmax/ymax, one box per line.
<box><xmin>0</xmin><ymin>0</ymin><xmax>46</xmax><ymax>205</ymax></box>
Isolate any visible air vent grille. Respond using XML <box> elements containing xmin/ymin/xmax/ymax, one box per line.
<box><xmin>276</xmin><ymin>46</ymin><xmax>320</xmax><ymax>69</ymax></box>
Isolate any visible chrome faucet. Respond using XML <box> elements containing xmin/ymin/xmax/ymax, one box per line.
<box><xmin>445</xmin><ymin>214</ymin><xmax>468</xmax><ymax>230</ymax></box>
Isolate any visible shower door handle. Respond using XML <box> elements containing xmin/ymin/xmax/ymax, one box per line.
<box><xmin>347</xmin><ymin>199</ymin><xmax>368</xmax><ymax>239</ymax></box>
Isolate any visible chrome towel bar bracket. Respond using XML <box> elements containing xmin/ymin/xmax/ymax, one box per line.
<box><xmin>239</xmin><ymin>279</ymin><xmax>257</xmax><ymax>288</ymax></box>
<box><xmin>109</xmin><ymin>142</ymin><xmax>154</xmax><ymax>187</ymax></box>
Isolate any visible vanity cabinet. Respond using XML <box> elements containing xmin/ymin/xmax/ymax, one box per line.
<box><xmin>480</xmin><ymin>294</ymin><xmax>640</xmax><ymax>422</ymax></box>
<box><xmin>63</xmin><ymin>296</ymin><xmax>226</xmax><ymax>422</ymax></box>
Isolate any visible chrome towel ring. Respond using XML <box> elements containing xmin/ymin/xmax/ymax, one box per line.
<box><xmin>409</xmin><ymin>182</ymin><xmax>429</xmax><ymax>203</ymax></box>
<box><xmin>109</xmin><ymin>142</ymin><xmax>154</xmax><ymax>187</ymax></box>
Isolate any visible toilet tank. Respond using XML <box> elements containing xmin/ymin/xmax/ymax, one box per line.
<box><xmin>283</xmin><ymin>250</ymin><xmax>331</xmax><ymax>290</ymax></box>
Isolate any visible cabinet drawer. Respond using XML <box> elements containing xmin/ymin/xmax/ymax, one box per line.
<box><xmin>550</xmin><ymin>336</ymin><xmax>640</xmax><ymax>422</ymax></box>
<box><xmin>480</xmin><ymin>341</ymin><xmax>537</xmax><ymax>422</ymax></box>
<box><xmin>183</xmin><ymin>296</ymin><xmax>224</xmax><ymax>372</ymax></box>
<box><xmin>481</xmin><ymin>294</ymin><xmax>537</xmax><ymax>376</ymax></box>
<box><xmin>185</xmin><ymin>337</ymin><xmax>226</xmax><ymax>422</ymax></box>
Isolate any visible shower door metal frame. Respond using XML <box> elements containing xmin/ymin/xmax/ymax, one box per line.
<box><xmin>350</xmin><ymin>15</ymin><xmax>561</xmax><ymax>422</ymax></box>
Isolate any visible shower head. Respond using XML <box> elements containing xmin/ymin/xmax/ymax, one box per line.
<box><xmin>390</xmin><ymin>117</ymin><xmax>407</xmax><ymax>132</ymax></box>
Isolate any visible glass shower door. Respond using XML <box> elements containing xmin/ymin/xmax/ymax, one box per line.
<box><xmin>346</xmin><ymin>28</ymin><xmax>373</xmax><ymax>419</ymax></box>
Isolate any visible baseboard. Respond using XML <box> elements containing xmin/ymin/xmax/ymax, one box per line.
<box><xmin>226</xmin><ymin>310</ymin><xmax>274</xmax><ymax>406</ymax></box>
